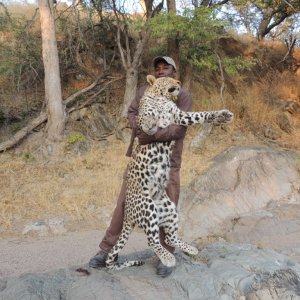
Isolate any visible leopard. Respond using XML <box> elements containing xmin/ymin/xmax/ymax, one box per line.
<box><xmin>105</xmin><ymin>75</ymin><xmax>234</xmax><ymax>271</ymax></box>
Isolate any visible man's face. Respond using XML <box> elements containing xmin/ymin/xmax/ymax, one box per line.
<box><xmin>154</xmin><ymin>62</ymin><xmax>176</xmax><ymax>78</ymax></box>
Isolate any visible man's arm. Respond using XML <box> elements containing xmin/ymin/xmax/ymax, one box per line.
<box><xmin>128</xmin><ymin>86</ymin><xmax>147</xmax><ymax>130</ymax></box>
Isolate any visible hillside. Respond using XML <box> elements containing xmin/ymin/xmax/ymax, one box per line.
<box><xmin>0</xmin><ymin>3</ymin><xmax>300</xmax><ymax>238</ymax></box>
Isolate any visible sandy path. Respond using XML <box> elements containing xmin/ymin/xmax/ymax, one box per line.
<box><xmin>0</xmin><ymin>230</ymin><xmax>148</xmax><ymax>279</ymax></box>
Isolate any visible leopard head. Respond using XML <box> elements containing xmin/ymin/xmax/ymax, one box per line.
<box><xmin>146</xmin><ymin>75</ymin><xmax>181</xmax><ymax>100</ymax></box>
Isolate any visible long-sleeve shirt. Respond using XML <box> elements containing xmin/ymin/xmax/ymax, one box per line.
<box><xmin>126</xmin><ymin>84</ymin><xmax>192</xmax><ymax>169</ymax></box>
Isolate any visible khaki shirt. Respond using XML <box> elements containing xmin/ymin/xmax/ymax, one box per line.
<box><xmin>126</xmin><ymin>84</ymin><xmax>192</xmax><ymax>169</ymax></box>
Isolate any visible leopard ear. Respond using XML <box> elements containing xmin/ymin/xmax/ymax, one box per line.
<box><xmin>146</xmin><ymin>75</ymin><xmax>156</xmax><ymax>86</ymax></box>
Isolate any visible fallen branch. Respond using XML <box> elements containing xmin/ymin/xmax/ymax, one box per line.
<box><xmin>68</xmin><ymin>76</ymin><xmax>123</xmax><ymax>113</ymax></box>
<box><xmin>0</xmin><ymin>112</ymin><xmax>47</xmax><ymax>152</ymax></box>
<box><xmin>0</xmin><ymin>73</ymin><xmax>121</xmax><ymax>152</ymax></box>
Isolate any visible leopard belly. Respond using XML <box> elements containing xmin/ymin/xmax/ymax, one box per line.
<box><xmin>125</xmin><ymin>141</ymin><xmax>173</xmax><ymax>226</ymax></box>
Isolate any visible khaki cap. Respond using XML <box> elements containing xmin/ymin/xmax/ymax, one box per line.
<box><xmin>153</xmin><ymin>56</ymin><xmax>177</xmax><ymax>71</ymax></box>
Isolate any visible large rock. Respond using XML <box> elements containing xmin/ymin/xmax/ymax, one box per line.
<box><xmin>179</xmin><ymin>146</ymin><xmax>300</xmax><ymax>240</ymax></box>
<box><xmin>224</xmin><ymin>203</ymin><xmax>300</xmax><ymax>261</ymax></box>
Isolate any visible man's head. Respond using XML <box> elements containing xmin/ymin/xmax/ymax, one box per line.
<box><xmin>153</xmin><ymin>56</ymin><xmax>177</xmax><ymax>79</ymax></box>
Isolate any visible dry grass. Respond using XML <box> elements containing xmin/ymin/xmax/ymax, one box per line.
<box><xmin>0</xmin><ymin>137</ymin><xmax>129</xmax><ymax>234</ymax></box>
<box><xmin>1</xmin><ymin>102</ymin><xmax>299</xmax><ymax>238</ymax></box>
<box><xmin>0</xmin><ymin>126</ymin><xmax>240</xmax><ymax>238</ymax></box>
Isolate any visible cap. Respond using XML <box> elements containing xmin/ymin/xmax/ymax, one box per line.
<box><xmin>153</xmin><ymin>56</ymin><xmax>176</xmax><ymax>71</ymax></box>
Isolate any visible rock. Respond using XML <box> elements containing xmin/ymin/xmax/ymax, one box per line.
<box><xmin>189</xmin><ymin>123</ymin><xmax>213</xmax><ymax>152</ymax></box>
<box><xmin>47</xmin><ymin>217</ymin><xmax>67</xmax><ymax>235</ymax></box>
<box><xmin>276</xmin><ymin>112</ymin><xmax>293</xmax><ymax>134</ymax></box>
<box><xmin>263</xmin><ymin>125</ymin><xmax>281</xmax><ymax>140</ymax></box>
<box><xmin>22</xmin><ymin>220</ymin><xmax>49</xmax><ymax>237</ymax></box>
<box><xmin>178</xmin><ymin>146</ymin><xmax>300</xmax><ymax>240</ymax></box>
<box><xmin>1</xmin><ymin>241</ymin><xmax>300</xmax><ymax>299</ymax></box>
<box><xmin>68</xmin><ymin>104</ymin><xmax>115</xmax><ymax>140</ymax></box>
<box><xmin>224</xmin><ymin>203</ymin><xmax>300</xmax><ymax>262</ymax></box>
<box><xmin>22</xmin><ymin>218</ymin><xmax>66</xmax><ymax>236</ymax></box>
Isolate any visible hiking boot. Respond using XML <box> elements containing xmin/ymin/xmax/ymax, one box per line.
<box><xmin>89</xmin><ymin>250</ymin><xmax>118</xmax><ymax>268</ymax></box>
<box><xmin>156</xmin><ymin>261</ymin><xmax>175</xmax><ymax>278</ymax></box>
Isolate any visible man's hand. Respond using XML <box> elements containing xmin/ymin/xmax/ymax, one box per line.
<box><xmin>136</xmin><ymin>129</ymin><xmax>156</xmax><ymax>145</ymax></box>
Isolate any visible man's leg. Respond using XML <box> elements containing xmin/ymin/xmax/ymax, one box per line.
<box><xmin>89</xmin><ymin>167</ymin><xmax>128</xmax><ymax>268</ymax></box>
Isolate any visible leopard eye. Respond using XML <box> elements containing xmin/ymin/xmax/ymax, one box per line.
<box><xmin>168</xmin><ymin>87</ymin><xmax>176</xmax><ymax>93</ymax></box>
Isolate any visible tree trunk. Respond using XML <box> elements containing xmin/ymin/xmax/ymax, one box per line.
<box><xmin>166</xmin><ymin>0</ymin><xmax>180</xmax><ymax>79</ymax></box>
<box><xmin>120</xmin><ymin>67</ymin><xmax>139</xmax><ymax>117</ymax></box>
<box><xmin>166</xmin><ymin>0</ymin><xmax>176</xmax><ymax>11</ymax></box>
<box><xmin>257</xmin><ymin>8</ymin><xmax>273</xmax><ymax>40</ymax></box>
<box><xmin>183</xmin><ymin>63</ymin><xmax>193</xmax><ymax>91</ymax></box>
<box><xmin>116</xmin><ymin>34</ymin><xmax>149</xmax><ymax>142</ymax></box>
<box><xmin>38</xmin><ymin>0</ymin><xmax>65</xmax><ymax>142</ymax></box>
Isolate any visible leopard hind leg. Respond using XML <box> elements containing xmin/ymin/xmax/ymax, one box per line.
<box><xmin>164</xmin><ymin>224</ymin><xmax>198</xmax><ymax>256</ymax></box>
<box><xmin>106</xmin><ymin>221</ymin><xmax>144</xmax><ymax>270</ymax></box>
<box><xmin>143</xmin><ymin>219</ymin><xmax>176</xmax><ymax>267</ymax></box>
<box><xmin>159</xmin><ymin>196</ymin><xmax>198</xmax><ymax>256</ymax></box>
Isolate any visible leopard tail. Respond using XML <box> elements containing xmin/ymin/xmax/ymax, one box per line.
<box><xmin>106</xmin><ymin>260</ymin><xmax>144</xmax><ymax>270</ymax></box>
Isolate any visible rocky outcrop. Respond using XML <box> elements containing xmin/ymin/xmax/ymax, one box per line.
<box><xmin>1</xmin><ymin>241</ymin><xmax>300</xmax><ymax>300</ymax></box>
<box><xmin>179</xmin><ymin>146</ymin><xmax>300</xmax><ymax>240</ymax></box>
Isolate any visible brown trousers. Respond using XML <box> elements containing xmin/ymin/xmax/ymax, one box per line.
<box><xmin>99</xmin><ymin>166</ymin><xmax>180</xmax><ymax>254</ymax></box>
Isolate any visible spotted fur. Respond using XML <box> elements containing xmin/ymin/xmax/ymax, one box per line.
<box><xmin>106</xmin><ymin>75</ymin><xmax>233</xmax><ymax>271</ymax></box>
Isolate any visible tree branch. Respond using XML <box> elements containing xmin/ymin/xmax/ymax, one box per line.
<box><xmin>0</xmin><ymin>73</ymin><xmax>111</xmax><ymax>152</ymax></box>
<box><xmin>68</xmin><ymin>76</ymin><xmax>124</xmax><ymax>113</ymax></box>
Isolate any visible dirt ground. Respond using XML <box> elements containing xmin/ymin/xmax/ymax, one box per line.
<box><xmin>0</xmin><ymin>230</ymin><xmax>149</xmax><ymax>279</ymax></box>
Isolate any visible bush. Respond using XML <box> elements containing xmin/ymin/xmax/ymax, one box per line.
<box><xmin>0</xmin><ymin>4</ymin><xmax>43</xmax><ymax>91</ymax></box>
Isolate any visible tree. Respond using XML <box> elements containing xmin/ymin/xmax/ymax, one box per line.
<box><xmin>38</xmin><ymin>0</ymin><xmax>65</xmax><ymax>142</ymax></box>
<box><xmin>166</xmin><ymin>0</ymin><xmax>181</xmax><ymax>79</ymax></box>
<box><xmin>87</xmin><ymin>1</ymin><xmax>163</xmax><ymax>132</ymax></box>
<box><xmin>218</xmin><ymin>0</ymin><xmax>300</xmax><ymax>40</ymax></box>
<box><xmin>110</xmin><ymin>0</ymin><xmax>163</xmax><ymax>120</ymax></box>
<box><xmin>255</xmin><ymin>0</ymin><xmax>300</xmax><ymax>40</ymax></box>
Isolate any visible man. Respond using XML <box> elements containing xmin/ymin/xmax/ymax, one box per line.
<box><xmin>89</xmin><ymin>56</ymin><xmax>192</xmax><ymax>277</ymax></box>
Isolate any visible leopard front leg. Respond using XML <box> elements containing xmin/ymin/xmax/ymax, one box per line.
<box><xmin>207</xmin><ymin>109</ymin><xmax>234</xmax><ymax>125</ymax></box>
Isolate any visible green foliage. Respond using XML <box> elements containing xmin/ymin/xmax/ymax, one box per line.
<box><xmin>150</xmin><ymin>7</ymin><xmax>254</xmax><ymax>76</ymax></box>
<box><xmin>227</xmin><ymin>0</ymin><xmax>300</xmax><ymax>39</ymax></box>
<box><xmin>66</xmin><ymin>133</ymin><xmax>85</xmax><ymax>147</ymax></box>
<box><xmin>10</xmin><ymin>122</ymin><xmax>22</xmax><ymax>132</ymax></box>
<box><xmin>222</xmin><ymin>56</ymin><xmax>255</xmax><ymax>75</ymax></box>
<box><xmin>150</xmin><ymin>8</ymin><xmax>224</xmax><ymax>47</ymax></box>
<box><xmin>0</xmin><ymin>8</ymin><xmax>42</xmax><ymax>90</ymax></box>
<box><xmin>23</xmin><ymin>151</ymin><xmax>35</xmax><ymax>162</ymax></box>
<box><xmin>65</xmin><ymin>133</ymin><xmax>86</xmax><ymax>152</ymax></box>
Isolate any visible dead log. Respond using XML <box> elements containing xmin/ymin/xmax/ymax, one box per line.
<box><xmin>0</xmin><ymin>74</ymin><xmax>122</xmax><ymax>152</ymax></box>
<box><xmin>0</xmin><ymin>112</ymin><xmax>47</xmax><ymax>152</ymax></box>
